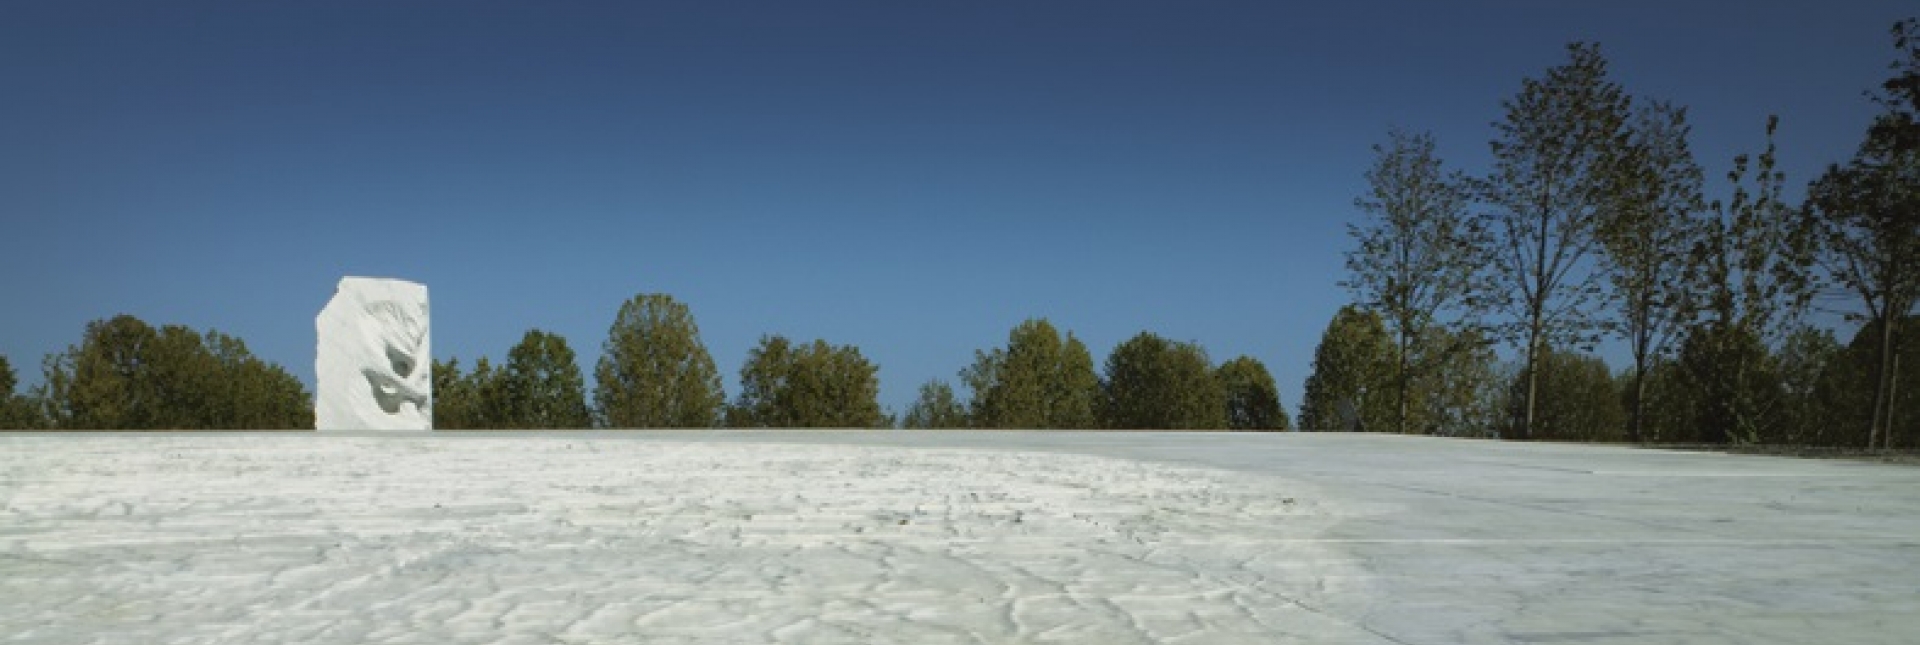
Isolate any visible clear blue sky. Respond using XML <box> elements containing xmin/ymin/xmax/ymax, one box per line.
<box><xmin>1</xmin><ymin>2</ymin><xmax>1910</xmax><ymax>420</ymax></box>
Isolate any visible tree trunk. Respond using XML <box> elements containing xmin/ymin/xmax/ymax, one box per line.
<box><xmin>1871</xmin><ymin>313</ymin><xmax>1896</xmax><ymax>450</ymax></box>
<box><xmin>1521</xmin><ymin>329</ymin><xmax>1540</xmax><ymax>441</ymax></box>
<box><xmin>1888</xmin><ymin>351</ymin><xmax>1901</xmax><ymax>449</ymax></box>
<box><xmin>1629</xmin><ymin>362</ymin><xmax>1647</xmax><ymax>444</ymax></box>
<box><xmin>1397</xmin><ymin>331</ymin><xmax>1411</xmax><ymax>435</ymax></box>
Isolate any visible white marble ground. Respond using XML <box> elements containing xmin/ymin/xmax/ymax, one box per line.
<box><xmin>0</xmin><ymin>434</ymin><xmax>1372</xmax><ymax>644</ymax></box>
<box><xmin>4</xmin><ymin>432</ymin><xmax>1917</xmax><ymax>644</ymax></box>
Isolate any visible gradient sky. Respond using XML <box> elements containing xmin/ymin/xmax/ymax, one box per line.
<box><xmin>2</xmin><ymin>2</ymin><xmax>1911</xmax><ymax>420</ymax></box>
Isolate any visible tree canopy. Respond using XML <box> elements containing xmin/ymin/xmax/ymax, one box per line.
<box><xmin>35</xmin><ymin>315</ymin><xmax>310</xmax><ymax>430</ymax></box>
<box><xmin>731</xmin><ymin>335</ymin><xmax>886</xmax><ymax>428</ymax></box>
<box><xmin>1217</xmin><ymin>356</ymin><xmax>1288</xmax><ymax>431</ymax></box>
<box><xmin>593</xmin><ymin>294</ymin><xmax>725</xmax><ymax>428</ymax></box>
<box><xmin>1100</xmin><ymin>332</ymin><xmax>1227</xmax><ymax>430</ymax></box>
<box><xmin>1299</xmin><ymin>305</ymin><xmax>1393</xmax><ymax>432</ymax></box>
<box><xmin>901</xmin><ymin>379</ymin><xmax>969</xmax><ymax>429</ymax></box>
<box><xmin>961</xmin><ymin>319</ymin><xmax>1100</xmax><ymax>429</ymax></box>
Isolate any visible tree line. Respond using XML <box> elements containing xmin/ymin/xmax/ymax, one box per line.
<box><xmin>1305</xmin><ymin>19</ymin><xmax>1920</xmax><ymax>448</ymax></box>
<box><xmin>0</xmin><ymin>295</ymin><xmax>1289</xmax><ymax>431</ymax></box>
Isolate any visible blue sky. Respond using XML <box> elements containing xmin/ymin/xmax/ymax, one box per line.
<box><xmin>1</xmin><ymin>2</ymin><xmax>1911</xmax><ymax>420</ymax></box>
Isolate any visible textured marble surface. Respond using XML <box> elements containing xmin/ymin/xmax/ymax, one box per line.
<box><xmin>3</xmin><ymin>432</ymin><xmax>1916</xmax><ymax>644</ymax></box>
<box><xmin>314</xmin><ymin>277</ymin><xmax>429</xmax><ymax>431</ymax></box>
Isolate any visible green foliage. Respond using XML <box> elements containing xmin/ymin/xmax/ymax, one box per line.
<box><xmin>901</xmin><ymin>379</ymin><xmax>969</xmax><ymax>429</ymax></box>
<box><xmin>731</xmin><ymin>335</ymin><xmax>886</xmax><ymax>428</ymax></box>
<box><xmin>593</xmin><ymin>294</ymin><xmax>725</xmax><ymax>428</ymax></box>
<box><xmin>1804</xmin><ymin>317</ymin><xmax>1920</xmax><ymax>448</ymax></box>
<box><xmin>432</xmin><ymin>358</ymin><xmax>479</xmax><ymax>429</ymax></box>
<box><xmin>1100</xmin><ymin>332</ymin><xmax>1227</xmax><ymax>430</ymax></box>
<box><xmin>1479</xmin><ymin>42</ymin><xmax>1631</xmax><ymax>439</ymax></box>
<box><xmin>495</xmin><ymin>330</ymin><xmax>591</xmax><ymax>428</ymax></box>
<box><xmin>0</xmin><ymin>355</ymin><xmax>48</xmax><ymax>429</ymax></box>
<box><xmin>1299</xmin><ymin>305</ymin><xmax>1393</xmax><ymax>431</ymax></box>
<box><xmin>1509</xmin><ymin>348</ymin><xmax>1627</xmax><ymax>442</ymax></box>
<box><xmin>961</xmin><ymin>318</ymin><xmax>1100</xmax><ymax>429</ymax></box>
<box><xmin>1599</xmin><ymin>100</ymin><xmax>1706</xmax><ymax>442</ymax></box>
<box><xmin>1802</xmin><ymin>19</ymin><xmax>1920</xmax><ymax>448</ymax></box>
<box><xmin>1216</xmin><ymin>356</ymin><xmax>1288</xmax><ymax>431</ymax></box>
<box><xmin>1346</xmin><ymin>128</ymin><xmax>1490</xmax><ymax>434</ymax></box>
<box><xmin>1671</xmin><ymin>324</ymin><xmax>1785</xmax><ymax>445</ymax></box>
<box><xmin>36</xmin><ymin>315</ymin><xmax>310</xmax><ymax>430</ymax></box>
<box><xmin>1410</xmin><ymin>327</ymin><xmax>1504</xmax><ymax>437</ymax></box>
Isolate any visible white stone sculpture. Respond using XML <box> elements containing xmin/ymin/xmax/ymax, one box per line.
<box><xmin>315</xmin><ymin>277</ymin><xmax>431</xmax><ymax>431</ymax></box>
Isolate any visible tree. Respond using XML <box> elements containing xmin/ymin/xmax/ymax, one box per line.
<box><xmin>901</xmin><ymin>379</ymin><xmax>969</xmax><ymax>429</ymax></box>
<box><xmin>732</xmin><ymin>335</ymin><xmax>886</xmax><ymax>428</ymax></box>
<box><xmin>961</xmin><ymin>318</ymin><xmax>1100</xmax><ymax>429</ymax></box>
<box><xmin>37</xmin><ymin>315</ymin><xmax>309</xmax><ymax>430</ymax></box>
<box><xmin>1803</xmin><ymin>18</ymin><xmax>1920</xmax><ymax>449</ymax></box>
<box><xmin>1299</xmin><ymin>305</ymin><xmax>1393</xmax><ymax>431</ymax></box>
<box><xmin>1598</xmin><ymin>100</ymin><xmax>1706</xmax><ymax>443</ymax></box>
<box><xmin>432</xmin><ymin>358</ymin><xmax>478</xmax><ymax>429</ymax></box>
<box><xmin>1512</xmin><ymin>348</ymin><xmax>1627</xmax><ymax>442</ymax></box>
<box><xmin>1345</xmin><ymin>128</ymin><xmax>1490</xmax><ymax>434</ymax></box>
<box><xmin>202</xmin><ymin>330</ymin><xmax>310</xmax><ymax>429</ymax></box>
<box><xmin>1411</xmin><ymin>326</ymin><xmax>1503</xmax><ymax>437</ymax></box>
<box><xmin>495</xmin><ymin>329</ymin><xmax>591</xmax><ymax>428</ymax></box>
<box><xmin>1674</xmin><ymin>324</ymin><xmax>1783</xmax><ymax>444</ymax></box>
<box><xmin>1217</xmin><ymin>356</ymin><xmax>1288</xmax><ymax>431</ymax></box>
<box><xmin>1775</xmin><ymin>325</ymin><xmax>1849</xmax><ymax>446</ymax></box>
<box><xmin>1681</xmin><ymin>117</ymin><xmax>1811</xmax><ymax>444</ymax></box>
<box><xmin>593</xmin><ymin>294</ymin><xmax>725</xmax><ymax>428</ymax></box>
<box><xmin>0</xmin><ymin>355</ymin><xmax>48</xmax><ymax>429</ymax></box>
<box><xmin>1101</xmin><ymin>332</ymin><xmax>1227</xmax><ymax>430</ymax></box>
<box><xmin>1478</xmin><ymin>42</ymin><xmax>1632</xmax><ymax>440</ymax></box>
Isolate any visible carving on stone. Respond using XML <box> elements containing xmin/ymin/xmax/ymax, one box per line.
<box><xmin>315</xmin><ymin>277</ymin><xmax>431</xmax><ymax>430</ymax></box>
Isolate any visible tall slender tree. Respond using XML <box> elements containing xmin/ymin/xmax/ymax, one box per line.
<box><xmin>1803</xmin><ymin>18</ymin><xmax>1920</xmax><ymax>449</ymax></box>
<box><xmin>1344</xmin><ymin>128</ymin><xmax>1490</xmax><ymax>434</ymax></box>
<box><xmin>1684</xmin><ymin>117</ymin><xmax>1812</xmax><ymax>444</ymax></box>
<box><xmin>1477</xmin><ymin>42</ymin><xmax>1632</xmax><ymax>440</ymax></box>
<box><xmin>1597</xmin><ymin>100</ymin><xmax>1706</xmax><ymax>442</ymax></box>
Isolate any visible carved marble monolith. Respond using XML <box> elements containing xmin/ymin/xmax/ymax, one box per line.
<box><xmin>315</xmin><ymin>277</ymin><xmax>430</xmax><ymax>431</ymax></box>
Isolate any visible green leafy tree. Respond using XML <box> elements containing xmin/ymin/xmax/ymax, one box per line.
<box><xmin>593</xmin><ymin>294</ymin><xmax>725</xmax><ymax>428</ymax></box>
<box><xmin>496</xmin><ymin>329</ymin><xmax>591</xmax><ymax>428</ymax></box>
<box><xmin>203</xmin><ymin>331</ymin><xmax>310</xmax><ymax>429</ymax></box>
<box><xmin>1511</xmin><ymin>348</ymin><xmax>1628</xmax><ymax>442</ymax></box>
<box><xmin>1598</xmin><ymin>100</ymin><xmax>1707</xmax><ymax>443</ymax></box>
<box><xmin>732</xmin><ymin>335</ymin><xmax>886</xmax><ymax>428</ymax></box>
<box><xmin>0</xmin><ymin>355</ymin><xmax>48</xmax><ymax>429</ymax></box>
<box><xmin>1412</xmin><ymin>326</ymin><xmax>1503</xmax><ymax>437</ymax></box>
<box><xmin>1774</xmin><ymin>325</ymin><xmax>1849</xmax><ymax>446</ymax></box>
<box><xmin>961</xmin><ymin>318</ymin><xmax>1100</xmax><ymax>429</ymax></box>
<box><xmin>1477</xmin><ymin>42</ymin><xmax>1632</xmax><ymax>440</ymax></box>
<box><xmin>1299</xmin><ymin>305</ymin><xmax>1394</xmax><ymax>431</ymax></box>
<box><xmin>1803</xmin><ymin>19</ymin><xmax>1920</xmax><ymax>449</ymax></box>
<box><xmin>1345</xmin><ymin>128</ymin><xmax>1491</xmax><ymax>434</ymax></box>
<box><xmin>1680</xmin><ymin>118</ymin><xmax>1812</xmax><ymax>444</ymax></box>
<box><xmin>432</xmin><ymin>358</ymin><xmax>479</xmax><ymax>429</ymax></box>
<box><xmin>1101</xmin><ymin>332</ymin><xmax>1226</xmax><ymax>430</ymax></box>
<box><xmin>38</xmin><ymin>315</ymin><xmax>308</xmax><ymax>430</ymax></box>
<box><xmin>901</xmin><ymin>379</ymin><xmax>969</xmax><ymax>429</ymax></box>
<box><xmin>1216</xmin><ymin>356</ymin><xmax>1288</xmax><ymax>431</ymax></box>
<box><xmin>1675</xmin><ymin>324</ymin><xmax>1784</xmax><ymax>444</ymax></box>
